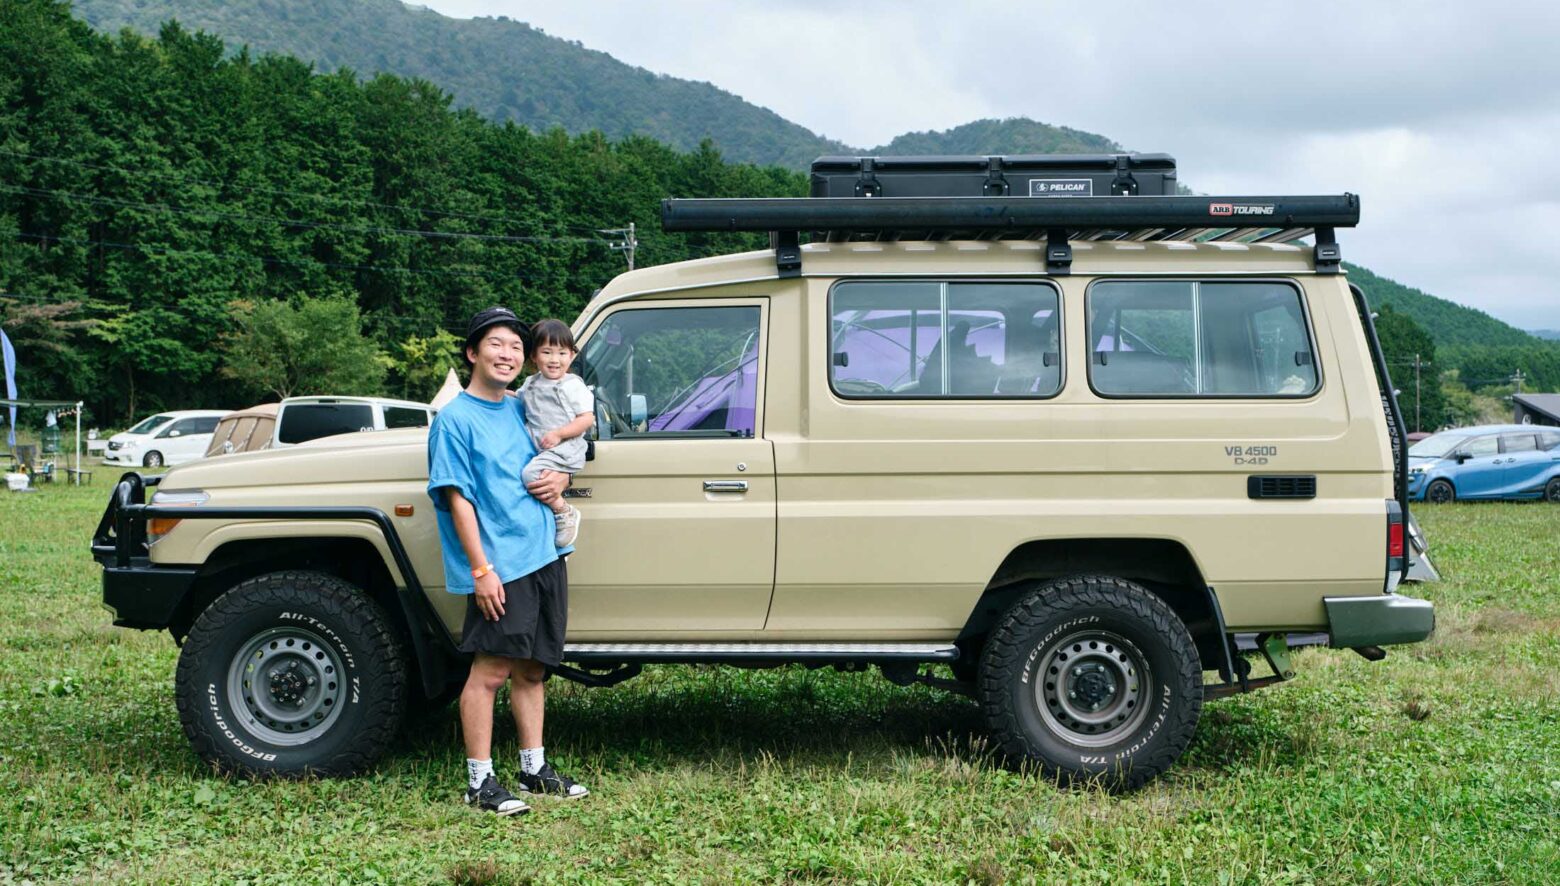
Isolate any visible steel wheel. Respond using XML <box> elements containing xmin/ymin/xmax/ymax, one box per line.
<box><xmin>225</xmin><ymin>626</ymin><xmax>347</xmax><ymax>746</ymax></box>
<box><xmin>1033</xmin><ymin>629</ymin><xmax>1152</xmax><ymax>747</ymax></box>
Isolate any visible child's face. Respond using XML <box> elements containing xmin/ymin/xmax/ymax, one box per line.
<box><xmin>533</xmin><ymin>341</ymin><xmax>575</xmax><ymax>380</ymax></box>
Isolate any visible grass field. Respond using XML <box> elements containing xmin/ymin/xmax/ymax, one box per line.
<box><xmin>2</xmin><ymin>483</ymin><xmax>1557</xmax><ymax>884</ymax></box>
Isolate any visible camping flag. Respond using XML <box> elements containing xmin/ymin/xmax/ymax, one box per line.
<box><xmin>1</xmin><ymin>327</ymin><xmax>15</xmax><ymax>447</ymax></box>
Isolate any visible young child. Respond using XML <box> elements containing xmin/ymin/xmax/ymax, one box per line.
<box><xmin>519</xmin><ymin>318</ymin><xmax>594</xmax><ymax>547</ymax></box>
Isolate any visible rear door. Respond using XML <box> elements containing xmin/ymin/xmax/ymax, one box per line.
<box><xmin>566</xmin><ymin>299</ymin><xmax>776</xmax><ymax>633</ymax></box>
<box><xmin>1499</xmin><ymin>432</ymin><xmax>1551</xmax><ymax>495</ymax></box>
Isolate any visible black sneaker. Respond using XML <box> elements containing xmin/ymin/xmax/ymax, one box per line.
<box><xmin>464</xmin><ymin>775</ymin><xmax>530</xmax><ymax>816</ymax></box>
<box><xmin>517</xmin><ymin>763</ymin><xmax>589</xmax><ymax>798</ymax></box>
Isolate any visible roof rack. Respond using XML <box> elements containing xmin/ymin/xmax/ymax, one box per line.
<box><xmin>660</xmin><ymin>194</ymin><xmax>1359</xmax><ymax>278</ymax></box>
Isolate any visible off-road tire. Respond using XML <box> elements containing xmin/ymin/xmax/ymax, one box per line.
<box><xmin>1426</xmin><ymin>479</ymin><xmax>1455</xmax><ymax>504</ymax></box>
<box><xmin>1545</xmin><ymin>477</ymin><xmax>1560</xmax><ymax>503</ymax></box>
<box><xmin>142</xmin><ymin>451</ymin><xmax>164</xmax><ymax>468</ymax></box>
<box><xmin>978</xmin><ymin>575</ymin><xmax>1202</xmax><ymax>791</ymax></box>
<box><xmin>174</xmin><ymin>571</ymin><xmax>407</xmax><ymax>777</ymax></box>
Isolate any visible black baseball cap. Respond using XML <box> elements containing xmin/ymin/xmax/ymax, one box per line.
<box><xmin>464</xmin><ymin>306</ymin><xmax>528</xmax><ymax>354</ymax></box>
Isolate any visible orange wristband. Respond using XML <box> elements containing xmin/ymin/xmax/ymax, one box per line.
<box><xmin>471</xmin><ymin>562</ymin><xmax>495</xmax><ymax>579</ymax></box>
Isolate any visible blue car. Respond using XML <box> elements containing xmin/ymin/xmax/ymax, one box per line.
<box><xmin>1407</xmin><ymin>424</ymin><xmax>1560</xmax><ymax>503</ymax></box>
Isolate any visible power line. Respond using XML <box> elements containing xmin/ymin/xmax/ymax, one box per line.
<box><xmin>11</xmin><ymin>230</ymin><xmax>530</xmax><ymax>281</ymax></box>
<box><xmin>0</xmin><ymin>147</ymin><xmax>598</xmax><ymax>233</ymax></box>
<box><xmin>0</xmin><ymin>183</ymin><xmax>611</xmax><ymax>246</ymax></box>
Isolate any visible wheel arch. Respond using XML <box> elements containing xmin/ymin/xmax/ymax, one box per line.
<box><xmin>173</xmin><ymin>536</ymin><xmax>456</xmax><ymax>698</ymax></box>
<box><xmin>959</xmin><ymin>537</ymin><xmax>1226</xmax><ymax>671</ymax></box>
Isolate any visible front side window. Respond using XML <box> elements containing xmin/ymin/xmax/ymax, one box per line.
<box><xmin>129</xmin><ymin>414</ymin><xmax>174</xmax><ymax>434</ymax></box>
<box><xmin>1541</xmin><ymin>430</ymin><xmax>1560</xmax><ymax>451</ymax></box>
<box><xmin>1461</xmin><ymin>436</ymin><xmax>1498</xmax><ymax>458</ymax></box>
<box><xmin>1410</xmin><ymin>432</ymin><xmax>1467</xmax><ymax>458</ymax></box>
<box><xmin>1088</xmin><ymin>280</ymin><xmax>1319</xmax><ymax>397</ymax></box>
<box><xmin>829</xmin><ymin>281</ymin><xmax>1061</xmax><ymax>398</ymax></box>
<box><xmin>577</xmin><ymin>305</ymin><xmax>761</xmax><ymax>438</ymax></box>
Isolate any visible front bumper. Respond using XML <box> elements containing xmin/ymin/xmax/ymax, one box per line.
<box><xmin>1324</xmin><ymin>593</ymin><xmax>1435</xmax><ymax>648</ymax></box>
<box><xmin>103</xmin><ymin>562</ymin><xmax>198</xmax><ymax>629</ymax></box>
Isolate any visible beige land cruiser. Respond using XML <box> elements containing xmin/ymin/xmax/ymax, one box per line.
<box><xmin>93</xmin><ymin>172</ymin><xmax>1436</xmax><ymax>789</ymax></box>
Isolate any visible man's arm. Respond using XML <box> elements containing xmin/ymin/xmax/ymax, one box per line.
<box><xmin>446</xmin><ymin>488</ymin><xmax>505</xmax><ymax>620</ymax></box>
<box><xmin>539</xmin><ymin>412</ymin><xmax>595</xmax><ymax>450</ymax></box>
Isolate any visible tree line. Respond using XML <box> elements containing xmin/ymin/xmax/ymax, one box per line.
<box><xmin>1</xmin><ymin>0</ymin><xmax>1551</xmax><ymax>434</ymax></box>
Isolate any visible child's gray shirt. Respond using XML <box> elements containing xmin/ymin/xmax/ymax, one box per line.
<box><xmin>519</xmin><ymin>373</ymin><xmax>594</xmax><ymax>471</ymax></box>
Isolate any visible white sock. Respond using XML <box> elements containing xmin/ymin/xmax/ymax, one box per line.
<box><xmin>520</xmin><ymin>746</ymin><xmax>545</xmax><ymax>775</ymax></box>
<box><xmin>467</xmin><ymin>758</ymin><xmax>494</xmax><ymax>790</ymax></box>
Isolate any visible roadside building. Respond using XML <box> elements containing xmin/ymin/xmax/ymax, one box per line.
<box><xmin>1512</xmin><ymin>393</ymin><xmax>1560</xmax><ymax>427</ymax></box>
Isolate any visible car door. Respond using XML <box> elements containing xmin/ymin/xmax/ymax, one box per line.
<box><xmin>1498</xmin><ymin>432</ymin><xmax>1552</xmax><ymax>495</ymax></box>
<box><xmin>157</xmin><ymin>417</ymin><xmax>211</xmax><ymax>465</ymax></box>
<box><xmin>565</xmin><ymin>298</ymin><xmax>776</xmax><ymax>634</ymax></box>
<box><xmin>1450</xmin><ymin>434</ymin><xmax>1502</xmax><ymax>498</ymax></box>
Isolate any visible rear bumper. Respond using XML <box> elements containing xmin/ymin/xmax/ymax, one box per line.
<box><xmin>103</xmin><ymin>561</ymin><xmax>198</xmax><ymax>629</ymax></box>
<box><xmin>1324</xmin><ymin>593</ymin><xmax>1435</xmax><ymax>648</ymax></box>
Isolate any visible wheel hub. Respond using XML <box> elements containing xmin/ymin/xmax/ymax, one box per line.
<box><xmin>1067</xmin><ymin>662</ymin><xmax>1118</xmax><ymax>711</ymax></box>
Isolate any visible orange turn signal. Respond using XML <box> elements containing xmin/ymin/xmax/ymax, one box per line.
<box><xmin>395</xmin><ymin>504</ymin><xmax>414</xmax><ymax>517</ymax></box>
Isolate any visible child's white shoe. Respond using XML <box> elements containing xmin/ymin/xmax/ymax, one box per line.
<box><xmin>555</xmin><ymin>505</ymin><xmax>580</xmax><ymax>547</ymax></box>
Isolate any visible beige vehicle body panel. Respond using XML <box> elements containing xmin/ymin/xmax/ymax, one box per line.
<box><xmin>150</xmin><ymin>239</ymin><xmax>1393</xmax><ymax>644</ymax></box>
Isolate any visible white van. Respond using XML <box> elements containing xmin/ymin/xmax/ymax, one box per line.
<box><xmin>101</xmin><ymin>410</ymin><xmax>230</xmax><ymax>468</ymax></box>
<box><xmin>271</xmin><ymin>396</ymin><xmax>434</xmax><ymax>448</ymax></box>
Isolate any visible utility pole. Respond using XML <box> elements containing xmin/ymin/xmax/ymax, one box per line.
<box><xmin>1413</xmin><ymin>353</ymin><xmax>1421</xmax><ymax>433</ymax></box>
<box><xmin>1511</xmin><ymin>368</ymin><xmax>1525</xmax><ymax>395</ymax></box>
<box><xmin>600</xmin><ymin>222</ymin><xmax>638</xmax><ymax>270</ymax></box>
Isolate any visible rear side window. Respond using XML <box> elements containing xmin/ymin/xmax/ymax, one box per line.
<box><xmin>1087</xmin><ymin>280</ymin><xmax>1318</xmax><ymax>397</ymax></box>
<box><xmin>829</xmin><ymin>280</ymin><xmax>1061</xmax><ymax>398</ymax></box>
<box><xmin>278</xmin><ymin>403</ymin><xmax>374</xmax><ymax>444</ymax></box>
<box><xmin>188</xmin><ymin>416</ymin><xmax>221</xmax><ymax>434</ymax></box>
<box><xmin>384</xmin><ymin>406</ymin><xmax>431</xmax><ymax>429</ymax></box>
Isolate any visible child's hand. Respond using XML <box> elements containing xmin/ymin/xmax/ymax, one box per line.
<box><xmin>540</xmin><ymin>431</ymin><xmax>561</xmax><ymax>450</ymax></box>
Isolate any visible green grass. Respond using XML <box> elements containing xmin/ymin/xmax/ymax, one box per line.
<box><xmin>2</xmin><ymin>485</ymin><xmax>1557</xmax><ymax>884</ymax></box>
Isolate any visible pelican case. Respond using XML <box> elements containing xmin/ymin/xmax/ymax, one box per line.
<box><xmin>810</xmin><ymin>153</ymin><xmax>1178</xmax><ymax>199</ymax></box>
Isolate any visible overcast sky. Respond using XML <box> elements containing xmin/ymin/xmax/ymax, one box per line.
<box><xmin>420</xmin><ymin>1</ymin><xmax>1558</xmax><ymax>330</ymax></box>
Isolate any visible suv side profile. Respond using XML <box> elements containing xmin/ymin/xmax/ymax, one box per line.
<box><xmin>93</xmin><ymin>178</ymin><xmax>1435</xmax><ymax>790</ymax></box>
<box><xmin>102</xmin><ymin>410</ymin><xmax>229</xmax><ymax>468</ymax></box>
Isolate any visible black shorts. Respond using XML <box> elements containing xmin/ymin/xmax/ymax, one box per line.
<box><xmin>458</xmin><ymin>557</ymin><xmax>568</xmax><ymax>666</ymax></box>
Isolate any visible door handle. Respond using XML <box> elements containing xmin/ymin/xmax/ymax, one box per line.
<box><xmin>703</xmin><ymin>480</ymin><xmax>749</xmax><ymax>493</ymax></box>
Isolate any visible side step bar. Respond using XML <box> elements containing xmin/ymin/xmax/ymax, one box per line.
<box><xmin>562</xmin><ymin>642</ymin><xmax>960</xmax><ymax>664</ymax></box>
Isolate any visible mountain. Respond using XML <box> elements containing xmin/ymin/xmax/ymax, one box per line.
<box><xmin>1344</xmin><ymin>263</ymin><xmax>1546</xmax><ymax>348</ymax></box>
<box><xmin>1530</xmin><ymin>329</ymin><xmax>1560</xmax><ymax>341</ymax></box>
<box><xmin>68</xmin><ymin>0</ymin><xmax>1118</xmax><ymax>169</ymax></box>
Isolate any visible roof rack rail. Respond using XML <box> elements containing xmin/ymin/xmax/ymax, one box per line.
<box><xmin>661</xmin><ymin>194</ymin><xmax>1360</xmax><ymax>278</ymax></box>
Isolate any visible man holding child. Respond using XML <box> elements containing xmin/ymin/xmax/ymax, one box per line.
<box><xmin>426</xmin><ymin>306</ymin><xmax>595</xmax><ymax>816</ymax></box>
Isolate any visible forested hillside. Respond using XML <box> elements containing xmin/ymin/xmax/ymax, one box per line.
<box><xmin>68</xmin><ymin>0</ymin><xmax>1132</xmax><ymax>169</ymax></box>
<box><xmin>0</xmin><ymin>0</ymin><xmax>801</xmax><ymax>422</ymax></box>
<box><xmin>1345</xmin><ymin>263</ymin><xmax>1543</xmax><ymax>348</ymax></box>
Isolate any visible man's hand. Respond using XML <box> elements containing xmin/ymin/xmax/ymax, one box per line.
<box><xmin>474</xmin><ymin>571</ymin><xmax>506</xmax><ymax>621</ymax></box>
<box><xmin>539</xmin><ymin>431</ymin><xmax>562</xmax><ymax>450</ymax></box>
<box><xmin>526</xmin><ymin>469</ymin><xmax>569</xmax><ymax>505</ymax></box>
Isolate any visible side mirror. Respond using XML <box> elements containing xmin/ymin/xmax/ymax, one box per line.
<box><xmin>629</xmin><ymin>394</ymin><xmax>648</xmax><ymax>430</ymax></box>
<box><xmin>168</xmin><ymin>430</ymin><xmax>182</xmax><ymax>438</ymax></box>
<box><xmin>1451</xmin><ymin>451</ymin><xmax>1471</xmax><ymax>464</ymax></box>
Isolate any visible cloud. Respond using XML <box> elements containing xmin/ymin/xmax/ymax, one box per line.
<box><xmin>420</xmin><ymin>0</ymin><xmax>1560</xmax><ymax>328</ymax></box>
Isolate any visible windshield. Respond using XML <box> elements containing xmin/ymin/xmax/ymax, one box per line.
<box><xmin>127</xmin><ymin>414</ymin><xmax>174</xmax><ymax>435</ymax></box>
<box><xmin>1409</xmin><ymin>431</ymin><xmax>1468</xmax><ymax>458</ymax></box>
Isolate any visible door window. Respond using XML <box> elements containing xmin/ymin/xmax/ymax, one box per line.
<box><xmin>384</xmin><ymin>406</ymin><xmax>431</xmax><ymax>429</ymax></box>
<box><xmin>1462</xmin><ymin>436</ymin><xmax>1498</xmax><ymax>458</ymax></box>
<box><xmin>577</xmin><ymin>305</ymin><xmax>762</xmax><ymax>438</ymax></box>
<box><xmin>158</xmin><ymin>418</ymin><xmax>202</xmax><ymax>438</ymax></box>
<box><xmin>1500</xmin><ymin>433</ymin><xmax>1539</xmax><ymax>453</ymax></box>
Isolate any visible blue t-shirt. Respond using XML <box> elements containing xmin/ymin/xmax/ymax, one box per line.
<box><xmin>427</xmin><ymin>391</ymin><xmax>570</xmax><ymax>594</ymax></box>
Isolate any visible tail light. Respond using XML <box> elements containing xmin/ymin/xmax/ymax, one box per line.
<box><xmin>1387</xmin><ymin>522</ymin><xmax>1405</xmax><ymax>558</ymax></box>
<box><xmin>1385</xmin><ymin>500</ymin><xmax>1406</xmax><ymax>590</ymax></box>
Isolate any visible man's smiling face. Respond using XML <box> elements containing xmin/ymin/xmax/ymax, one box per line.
<box><xmin>468</xmin><ymin>325</ymin><xmax>526</xmax><ymax>388</ymax></box>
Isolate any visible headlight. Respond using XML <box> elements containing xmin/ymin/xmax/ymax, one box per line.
<box><xmin>147</xmin><ymin>489</ymin><xmax>209</xmax><ymax>542</ymax></box>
